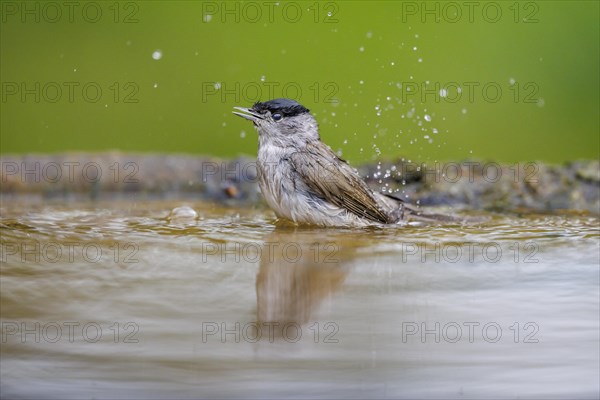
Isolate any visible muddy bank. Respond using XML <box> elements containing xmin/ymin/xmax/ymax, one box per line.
<box><xmin>1</xmin><ymin>153</ymin><xmax>598</xmax><ymax>214</ymax></box>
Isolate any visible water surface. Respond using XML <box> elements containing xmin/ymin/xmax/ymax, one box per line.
<box><xmin>1</xmin><ymin>201</ymin><xmax>599</xmax><ymax>399</ymax></box>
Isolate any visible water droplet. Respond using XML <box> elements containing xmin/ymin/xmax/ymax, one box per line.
<box><xmin>359</xmin><ymin>46</ymin><xmax>365</xmax><ymax>52</ymax></box>
<box><xmin>168</xmin><ymin>206</ymin><xmax>198</xmax><ymax>220</ymax></box>
<box><xmin>203</xmin><ymin>14</ymin><xmax>212</xmax><ymax>22</ymax></box>
<box><xmin>240</xmin><ymin>130</ymin><xmax>246</xmax><ymax>138</ymax></box>
<box><xmin>461</xmin><ymin>108</ymin><xmax>467</xmax><ymax>114</ymax></box>
<box><xmin>214</xmin><ymin>82</ymin><xmax>221</xmax><ymax>90</ymax></box>
<box><xmin>417</xmin><ymin>58</ymin><xmax>423</xmax><ymax>63</ymax></box>
<box><xmin>366</xmin><ymin>31</ymin><xmax>373</xmax><ymax>39</ymax></box>
<box><xmin>152</xmin><ymin>50</ymin><xmax>163</xmax><ymax>60</ymax></box>
<box><xmin>509</xmin><ymin>77</ymin><xmax>516</xmax><ymax>85</ymax></box>
<box><xmin>424</xmin><ymin>114</ymin><xmax>431</xmax><ymax>122</ymax></box>
<box><xmin>260</xmin><ymin>75</ymin><xmax>266</xmax><ymax>82</ymax></box>
<box><xmin>439</xmin><ymin>89</ymin><xmax>448</xmax><ymax>97</ymax></box>
<box><xmin>412</xmin><ymin>46</ymin><xmax>417</xmax><ymax>51</ymax></box>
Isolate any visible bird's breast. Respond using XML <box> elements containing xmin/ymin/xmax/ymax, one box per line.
<box><xmin>257</xmin><ymin>145</ymin><xmax>298</xmax><ymax>217</ymax></box>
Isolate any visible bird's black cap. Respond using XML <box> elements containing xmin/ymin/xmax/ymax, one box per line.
<box><xmin>252</xmin><ymin>98</ymin><xmax>309</xmax><ymax>117</ymax></box>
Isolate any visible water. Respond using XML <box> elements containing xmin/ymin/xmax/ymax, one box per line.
<box><xmin>1</xmin><ymin>200</ymin><xmax>599</xmax><ymax>399</ymax></box>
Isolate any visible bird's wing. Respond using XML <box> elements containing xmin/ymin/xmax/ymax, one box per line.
<box><xmin>289</xmin><ymin>141</ymin><xmax>393</xmax><ymax>224</ymax></box>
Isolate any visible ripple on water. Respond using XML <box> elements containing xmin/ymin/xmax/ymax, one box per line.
<box><xmin>1</xmin><ymin>201</ymin><xmax>598</xmax><ymax>398</ymax></box>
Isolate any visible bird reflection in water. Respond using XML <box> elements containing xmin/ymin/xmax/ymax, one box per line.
<box><xmin>255</xmin><ymin>228</ymin><xmax>358</xmax><ymax>339</ymax></box>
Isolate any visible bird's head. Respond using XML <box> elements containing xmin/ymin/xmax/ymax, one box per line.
<box><xmin>233</xmin><ymin>98</ymin><xmax>319</xmax><ymax>145</ymax></box>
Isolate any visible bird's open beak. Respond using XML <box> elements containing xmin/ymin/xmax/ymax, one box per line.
<box><xmin>232</xmin><ymin>107</ymin><xmax>263</xmax><ymax>122</ymax></box>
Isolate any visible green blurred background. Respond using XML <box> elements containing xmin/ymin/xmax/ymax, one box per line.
<box><xmin>1</xmin><ymin>0</ymin><xmax>598</xmax><ymax>163</ymax></box>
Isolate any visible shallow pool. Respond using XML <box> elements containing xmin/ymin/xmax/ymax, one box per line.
<box><xmin>1</xmin><ymin>200</ymin><xmax>599</xmax><ymax>399</ymax></box>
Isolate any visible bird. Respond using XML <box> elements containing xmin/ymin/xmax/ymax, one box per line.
<box><xmin>233</xmin><ymin>98</ymin><xmax>450</xmax><ymax>227</ymax></box>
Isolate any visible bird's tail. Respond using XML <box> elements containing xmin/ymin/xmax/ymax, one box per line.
<box><xmin>383</xmin><ymin>193</ymin><xmax>484</xmax><ymax>224</ymax></box>
<box><xmin>401</xmin><ymin>204</ymin><xmax>464</xmax><ymax>223</ymax></box>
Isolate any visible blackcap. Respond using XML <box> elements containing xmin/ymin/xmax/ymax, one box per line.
<box><xmin>233</xmin><ymin>98</ymin><xmax>447</xmax><ymax>227</ymax></box>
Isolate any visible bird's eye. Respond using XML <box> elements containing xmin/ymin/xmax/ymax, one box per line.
<box><xmin>272</xmin><ymin>113</ymin><xmax>283</xmax><ymax>121</ymax></box>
